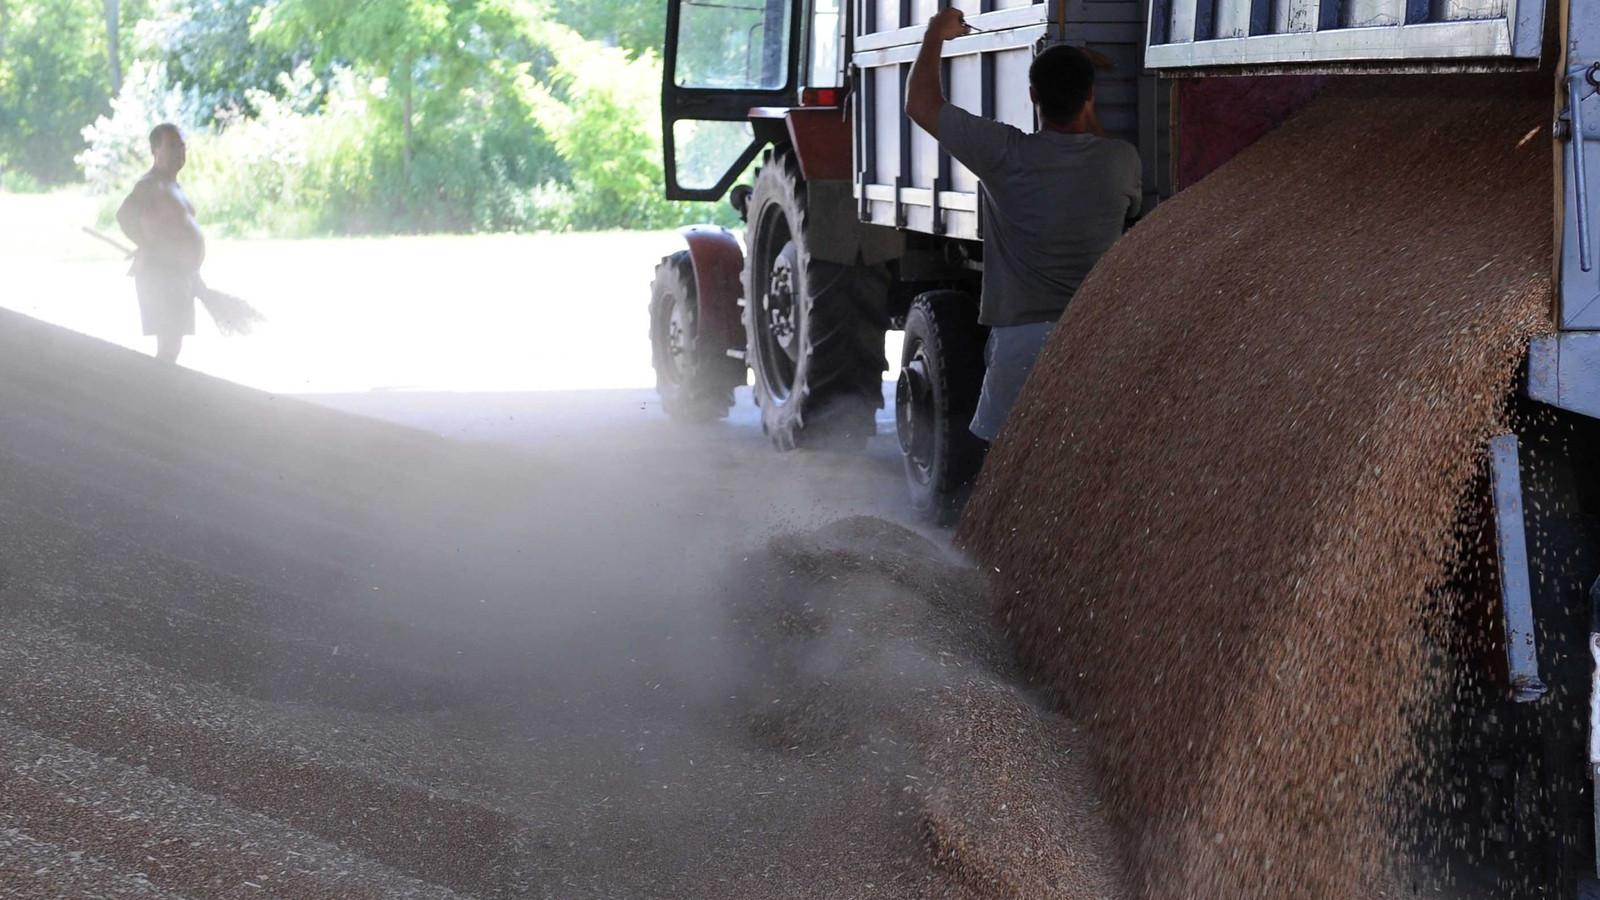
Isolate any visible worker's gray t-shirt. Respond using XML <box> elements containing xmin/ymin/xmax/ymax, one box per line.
<box><xmin>937</xmin><ymin>103</ymin><xmax>1142</xmax><ymax>328</ymax></box>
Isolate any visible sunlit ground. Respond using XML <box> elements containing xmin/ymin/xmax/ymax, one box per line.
<box><xmin>0</xmin><ymin>189</ymin><xmax>903</xmax><ymax>398</ymax></box>
<box><xmin>2</xmin><ymin>190</ymin><xmax>675</xmax><ymax>393</ymax></box>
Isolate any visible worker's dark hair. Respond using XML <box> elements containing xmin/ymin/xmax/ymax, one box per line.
<box><xmin>1029</xmin><ymin>45</ymin><xmax>1095</xmax><ymax>125</ymax></box>
<box><xmin>149</xmin><ymin>123</ymin><xmax>181</xmax><ymax>152</ymax></box>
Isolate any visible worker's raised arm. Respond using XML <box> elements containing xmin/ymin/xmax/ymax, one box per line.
<box><xmin>905</xmin><ymin>9</ymin><xmax>970</xmax><ymax>136</ymax></box>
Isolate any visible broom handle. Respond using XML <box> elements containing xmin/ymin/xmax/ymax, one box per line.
<box><xmin>82</xmin><ymin>226</ymin><xmax>137</xmax><ymax>259</ymax></box>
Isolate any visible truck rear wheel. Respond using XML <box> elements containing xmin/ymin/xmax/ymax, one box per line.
<box><xmin>650</xmin><ymin>251</ymin><xmax>743</xmax><ymax>421</ymax></box>
<box><xmin>743</xmin><ymin>151</ymin><xmax>889</xmax><ymax>450</ymax></box>
<box><xmin>897</xmin><ymin>292</ymin><xmax>988</xmax><ymax>524</ymax></box>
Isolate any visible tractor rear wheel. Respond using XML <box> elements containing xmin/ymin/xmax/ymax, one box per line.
<box><xmin>650</xmin><ymin>250</ymin><xmax>743</xmax><ymax>421</ymax></box>
<box><xmin>743</xmin><ymin>150</ymin><xmax>889</xmax><ymax>450</ymax></box>
<box><xmin>897</xmin><ymin>291</ymin><xmax>988</xmax><ymax>524</ymax></box>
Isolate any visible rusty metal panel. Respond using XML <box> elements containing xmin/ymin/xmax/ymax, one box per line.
<box><xmin>785</xmin><ymin>108</ymin><xmax>854</xmax><ymax>181</ymax></box>
<box><xmin>680</xmin><ymin>226</ymin><xmax>746</xmax><ymax>354</ymax></box>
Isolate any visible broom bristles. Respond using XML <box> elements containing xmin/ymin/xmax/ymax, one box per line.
<box><xmin>197</xmin><ymin>287</ymin><xmax>265</xmax><ymax>337</ymax></box>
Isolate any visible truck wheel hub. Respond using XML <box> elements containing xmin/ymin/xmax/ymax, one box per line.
<box><xmin>765</xmin><ymin>243</ymin><xmax>800</xmax><ymax>360</ymax></box>
<box><xmin>666</xmin><ymin>294</ymin><xmax>693</xmax><ymax>377</ymax></box>
<box><xmin>896</xmin><ymin>356</ymin><xmax>935</xmax><ymax>478</ymax></box>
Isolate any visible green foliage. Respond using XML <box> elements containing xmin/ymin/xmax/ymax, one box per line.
<box><xmin>0</xmin><ymin>0</ymin><xmax>148</xmax><ymax>183</ymax></box>
<box><xmin>550</xmin><ymin>0</ymin><xmax>662</xmax><ymax>58</ymax></box>
<box><xmin>143</xmin><ymin>0</ymin><xmax>315</xmax><ymax>119</ymax></box>
<box><xmin>30</xmin><ymin>0</ymin><xmax>743</xmax><ymax>234</ymax></box>
<box><xmin>77</xmin><ymin>59</ymin><xmax>201</xmax><ymax>194</ymax></box>
<box><xmin>524</xmin><ymin>24</ymin><xmax>677</xmax><ymax>230</ymax></box>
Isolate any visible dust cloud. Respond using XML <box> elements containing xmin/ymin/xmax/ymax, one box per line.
<box><xmin>0</xmin><ymin>306</ymin><xmax>1118</xmax><ymax>899</ymax></box>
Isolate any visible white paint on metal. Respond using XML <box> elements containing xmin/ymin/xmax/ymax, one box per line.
<box><xmin>1143</xmin><ymin>18</ymin><xmax>1516</xmax><ymax>67</ymax></box>
<box><xmin>1526</xmin><ymin>333</ymin><xmax>1600</xmax><ymax>421</ymax></box>
<box><xmin>853</xmin><ymin>4</ymin><xmax>1050</xmax><ymax>52</ymax></box>
<box><xmin>1340</xmin><ymin>0</ymin><xmax>1403</xmax><ymax>29</ymax></box>
<box><xmin>852</xmin><ymin>24</ymin><xmax>1049</xmax><ymax>66</ymax></box>
<box><xmin>1143</xmin><ymin>0</ymin><xmax>1544</xmax><ymax>70</ymax></box>
<box><xmin>1488</xmin><ymin>434</ymin><xmax>1546</xmax><ymax>703</ymax></box>
<box><xmin>1439</xmin><ymin>0</ymin><xmax>1506</xmax><ymax>21</ymax></box>
<box><xmin>1272</xmin><ymin>0</ymin><xmax>1321</xmax><ymax>34</ymax></box>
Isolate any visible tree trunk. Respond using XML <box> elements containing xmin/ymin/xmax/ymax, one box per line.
<box><xmin>401</xmin><ymin>52</ymin><xmax>414</xmax><ymax>186</ymax></box>
<box><xmin>103</xmin><ymin>0</ymin><xmax>121</xmax><ymax>95</ymax></box>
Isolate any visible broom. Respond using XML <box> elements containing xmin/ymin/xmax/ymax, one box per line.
<box><xmin>82</xmin><ymin>226</ymin><xmax>266</xmax><ymax>336</ymax></box>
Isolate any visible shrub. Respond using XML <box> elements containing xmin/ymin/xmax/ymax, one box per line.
<box><xmin>77</xmin><ymin>59</ymin><xmax>202</xmax><ymax>195</ymax></box>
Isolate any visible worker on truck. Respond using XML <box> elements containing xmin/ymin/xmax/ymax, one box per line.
<box><xmin>906</xmin><ymin>10</ymin><xmax>1142</xmax><ymax>441</ymax></box>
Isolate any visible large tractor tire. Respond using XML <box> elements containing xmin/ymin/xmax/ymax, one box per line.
<box><xmin>743</xmin><ymin>151</ymin><xmax>889</xmax><ymax>450</ymax></box>
<box><xmin>650</xmin><ymin>250</ymin><xmax>744</xmax><ymax>422</ymax></box>
<box><xmin>896</xmin><ymin>291</ymin><xmax>988</xmax><ymax>524</ymax></box>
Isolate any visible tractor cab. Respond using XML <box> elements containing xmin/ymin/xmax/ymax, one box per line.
<box><xmin>662</xmin><ymin>0</ymin><xmax>849</xmax><ymax>202</ymax></box>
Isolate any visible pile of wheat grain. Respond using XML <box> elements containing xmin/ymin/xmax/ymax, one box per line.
<box><xmin>957</xmin><ymin>74</ymin><xmax>1553</xmax><ymax>898</ymax></box>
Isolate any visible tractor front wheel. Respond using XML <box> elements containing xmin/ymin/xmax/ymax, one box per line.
<box><xmin>743</xmin><ymin>150</ymin><xmax>889</xmax><ymax>450</ymax></box>
<box><xmin>650</xmin><ymin>250</ymin><xmax>744</xmax><ymax>421</ymax></box>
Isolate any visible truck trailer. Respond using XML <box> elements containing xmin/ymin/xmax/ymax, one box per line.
<box><xmin>646</xmin><ymin>0</ymin><xmax>1600</xmax><ymax>893</ymax></box>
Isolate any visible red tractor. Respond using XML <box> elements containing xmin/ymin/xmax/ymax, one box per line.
<box><xmin>648</xmin><ymin>0</ymin><xmax>1164</xmax><ymax>521</ymax></box>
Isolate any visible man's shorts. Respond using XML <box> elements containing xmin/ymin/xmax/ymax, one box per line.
<box><xmin>970</xmin><ymin>320</ymin><xmax>1056</xmax><ymax>442</ymax></box>
<box><xmin>135</xmin><ymin>269</ymin><xmax>197</xmax><ymax>337</ymax></box>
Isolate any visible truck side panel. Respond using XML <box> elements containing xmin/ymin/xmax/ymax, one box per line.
<box><xmin>852</xmin><ymin>0</ymin><xmax>1169</xmax><ymax>242</ymax></box>
<box><xmin>1146</xmin><ymin>0</ymin><xmax>1544</xmax><ymax>67</ymax></box>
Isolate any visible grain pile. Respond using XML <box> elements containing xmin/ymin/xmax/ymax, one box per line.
<box><xmin>957</xmin><ymin>74</ymin><xmax>1554</xmax><ymax>898</ymax></box>
<box><xmin>727</xmin><ymin>516</ymin><xmax>1127</xmax><ymax>900</ymax></box>
<box><xmin>0</xmin><ymin>307</ymin><xmax>1126</xmax><ymax>899</ymax></box>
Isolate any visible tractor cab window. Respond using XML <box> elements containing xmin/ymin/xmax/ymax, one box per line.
<box><xmin>674</xmin><ymin>0</ymin><xmax>794</xmax><ymax>90</ymax></box>
<box><xmin>672</xmin><ymin>120</ymin><xmax>756</xmax><ymax>192</ymax></box>
<box><xmin>808</xmin><ymin>0</ymin><xmax>843</xmax><ymax>89</ymax></box>
<box><xmin>661</xmin><ymin>0</ymin><xmax>798</xmax><ymax>200</ymax></box>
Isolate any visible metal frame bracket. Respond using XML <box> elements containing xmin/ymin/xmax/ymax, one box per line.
<box><xmin>1489</xmin><ymin>434</ymin><xmax>1548</xmax><ymax>703</ymax></box>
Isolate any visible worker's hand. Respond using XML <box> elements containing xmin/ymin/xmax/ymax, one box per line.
<box><xmin>927</xmin><ymin>8</ymin><xmax>971</xmax><ymax>42</ymax></box>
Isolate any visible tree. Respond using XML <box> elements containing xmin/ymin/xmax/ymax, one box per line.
<box><xmin>0</xmin><ymin>0</ymin><xmax>112</xmax><ymax>183</ymax></box>
<box><xmin>551</xmin><ymin>0</ymin><xmax>662</xmax><ymax>57</ymax></box>
<box><xmin>103</xmin><ymin>0</ymin><xmax>121</xmax><ymax>94</ymax></box>
<box><xmin>0</xmin><ymin>0</ymin><xmax>150</xmax><ymax>184</ymax></box>
<box><xmin>525</xmin><ymin>23</ymin><xmax>677</xmax><ymax>229</ymax></box>
<box><xmin>146</xmin><ymin>0</ymin><xmax>314</xmax><ymax>121</ymax></box>
<box><xmin>254</xmin><ymin>0</ymin><xmax>536</xmax><ymax>184</ymax></box>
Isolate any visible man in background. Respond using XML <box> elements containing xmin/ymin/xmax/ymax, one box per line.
<box><xmin>904</xmin><ymin>10</ymin><xmax>1142</xmax><ymax>442</ymax></box>
<box><xmin>117</xmin><ymin>123</ymin><xmax>205</xmax><ymax>364</ymax></box>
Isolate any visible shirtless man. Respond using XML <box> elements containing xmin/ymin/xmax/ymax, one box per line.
<box><xmin>116</xmin><ymin>123</ymin><xmax>205</xmax><ymax>364</ymax></box>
